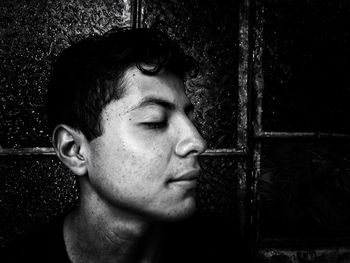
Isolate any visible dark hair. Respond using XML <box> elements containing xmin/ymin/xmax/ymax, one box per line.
<box><xmin>46</xmin><ymin>27</ymin><xmax>197</xmax><ymax>140</ymax></box>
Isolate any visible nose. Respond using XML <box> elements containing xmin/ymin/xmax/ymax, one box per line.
<box><xmin>175</xmin><ymin>118</ymin><xmax>207</xmax><ymax>157</ymax></box>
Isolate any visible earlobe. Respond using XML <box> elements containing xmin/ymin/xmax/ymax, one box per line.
<box><xmin>52</xmin><ymin>125</ymin><xmax>88</xmax><ymax>176</ymax></box>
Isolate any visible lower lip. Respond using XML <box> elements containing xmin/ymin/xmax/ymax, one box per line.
<box><xmin>170</xmin><ymin>179</ymin><xmax>197</xmax><ymax>188</ymax></box>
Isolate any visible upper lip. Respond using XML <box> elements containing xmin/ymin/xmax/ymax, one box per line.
<box><xmin>170</xmin><ymin>169</ymin><xmax>200</xmax><ymax>182</ymax></box>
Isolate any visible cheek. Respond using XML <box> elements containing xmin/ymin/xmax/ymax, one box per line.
<box><xmin>126</xmin><ymin>145</ymin><xmax>169</xmax><ymax>182</ymax></box>
<box><xmin>94</xmin><ymin>136</ymin><xmax>171</xmax><ymax>183</ymax></box>
<box><xmin>121</xmin><ymin>128</ymin><xmax>174</xmax><ymax>164</ymax></box>
<box><xmin>91</xmin><ymin>119</ymin><xmax>175</xmax><ymax>180</ymax></box>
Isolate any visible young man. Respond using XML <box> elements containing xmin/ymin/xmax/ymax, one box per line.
<box><xmin>2</xmin><ymin>28</ymin><xmax>258</xmax><ymax>262</ymax></box>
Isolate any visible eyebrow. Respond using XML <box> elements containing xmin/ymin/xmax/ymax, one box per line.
<box><xmin>129</xmin><ymin>96</ymin><xmax>194</xmax><ymax>113</ymax></box>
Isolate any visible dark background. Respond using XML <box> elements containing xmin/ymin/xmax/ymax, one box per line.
<box><xmin>1</xmin><ymin>0</ymin><xmax>350</xmax><ymax>262</ymax></box>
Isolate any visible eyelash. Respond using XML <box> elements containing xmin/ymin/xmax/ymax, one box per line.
<box><xmin>144</xmin><ymin>120</ymin><xmax>168</xmax><ymax>130</ymax></box>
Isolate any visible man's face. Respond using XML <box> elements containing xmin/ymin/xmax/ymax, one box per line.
<box><xmin>85</xmin><ymin>67</ymin><xmax>207</xmax><ymax>221</ymax></box>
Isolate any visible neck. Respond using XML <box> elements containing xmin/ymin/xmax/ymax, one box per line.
<box><xmin>63</xmin><ymin>180</ymin><xmax>165</xmax><ymax>263</ymax></box>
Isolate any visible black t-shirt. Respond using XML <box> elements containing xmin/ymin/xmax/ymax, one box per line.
<box><xmin>1</xmin><ymin>212</ymin><xmax>259</xmax><ymax>263</ymax></box>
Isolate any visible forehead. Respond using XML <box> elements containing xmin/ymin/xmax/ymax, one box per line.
<box><xmin>121</xmin><ymin>67</ymin><xmax>189</xmax><ymax>106</ymax></box>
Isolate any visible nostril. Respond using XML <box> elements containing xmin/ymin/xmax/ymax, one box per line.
<box><xmin>189</xmin><ymin>135</ymin><xmax>207</xmax><ymax>156</ymax></box>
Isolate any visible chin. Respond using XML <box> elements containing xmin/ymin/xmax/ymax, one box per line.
<box><xmin>157</xmin><ymin>198</ymin><xmax>197</xmax><ymax>222</ymax></box>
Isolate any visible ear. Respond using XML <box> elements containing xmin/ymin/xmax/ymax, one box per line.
<box><xmin>52</xmin><ymin>124</ymin><xmax>89</xmax><ymax>176</ymax></box>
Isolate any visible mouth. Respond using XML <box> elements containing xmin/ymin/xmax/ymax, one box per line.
<box><xmin>168</xmin><ymin>169</ymin><xmax>200</xmax><ymax>185</ymax></box>
<box><xmin>170</xmin><ymin>179</ymin><xmax>197</xmax><ymax>189</ymax></box>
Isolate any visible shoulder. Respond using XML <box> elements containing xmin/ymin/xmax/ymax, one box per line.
<box><xmin>0</xmin><ymin>215</ymin><xmax>70</xmax><ymax>263</ymax></box>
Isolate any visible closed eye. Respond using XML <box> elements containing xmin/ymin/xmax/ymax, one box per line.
<box><xmin>142</xmin><ymin>120</ymin><xmax>168</xmax><ymax>130</ymax></box>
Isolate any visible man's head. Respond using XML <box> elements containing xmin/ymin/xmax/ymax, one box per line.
<box><xmin>47</xmin><ymin>28</ymin><xmax>206</xmax><ymax>222</ymax></box>
<box><xmin>47</xmin><ymin>27</ymin><xmax>196</xmax><ymax>141</ymax></box>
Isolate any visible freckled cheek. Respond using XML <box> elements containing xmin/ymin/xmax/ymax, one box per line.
<box><xmin>125</xmin><ymin>131</ymin><xmax>172</xmax><ymax>156</ymax></box>
<box><xmin>127</xmin><ymin>146</ymin><xmax>171</xmax><ymax>185</ymax></box>
<box><xmin>130</xmin><ymin>154</ymin><xmax>166</xmax><ymax>180</ymax></box>
<box><xmin>105</xmin><ymin>128</ymin><xmax>174</xmax><ymax>179</ymax></box>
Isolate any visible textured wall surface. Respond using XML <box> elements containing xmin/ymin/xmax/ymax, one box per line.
<box><xmin>198</xmin><ymin>156</ymin><xmax>240</xmax><ymax>220</ymax></box>
<box><xmin>0</xmin><ymin>0</ymin><xmax>131</xmax><ymax>148</ymax></box>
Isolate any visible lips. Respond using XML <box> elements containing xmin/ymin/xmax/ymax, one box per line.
<box><xmin>170</xmin><ymin>169</ymin><xmax>200</xmax><ymax>182</ymax></box>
